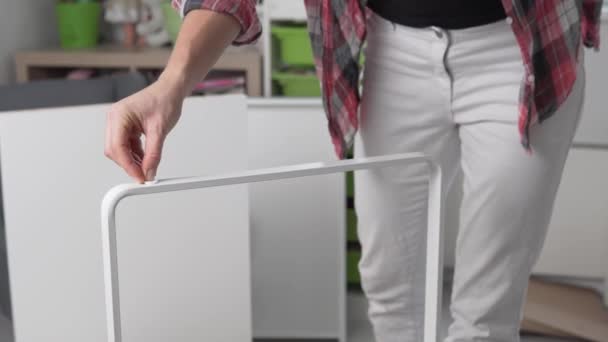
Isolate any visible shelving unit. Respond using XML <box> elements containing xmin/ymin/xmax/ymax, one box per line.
<box><xmin>14</xmin><ymin>45</ymin><xmax>263</xmax><ymax>96</ymax></box>
<box><xmin>261</xmin><ymin>0</ymin><xmax>310</xmax><ymax>97</ymax></box>
<box><xmin>261</xmin><ymin>1</ymin><xmax>361</xmax><ymax>291</ymax></box>
<box><xmin>13</xmin><ymin>1</ymin><xmax>313</xmax><ymax>98</ymax></box>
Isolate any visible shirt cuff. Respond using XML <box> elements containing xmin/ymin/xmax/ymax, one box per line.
<box><xmin>581</xmin><ymin>0</ymin><xmax>603</xmax><ymax>50</ymax></box>
<box><xmin>178</xmin><ymin>0</ymin><xmax>262</xmax><ymax>45</ymax></box>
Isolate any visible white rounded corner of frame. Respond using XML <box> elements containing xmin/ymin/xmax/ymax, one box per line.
<box><xmin>101</xmin><ymin>183</ymin><xmax>139</xmax><ymax>219</ymax></box>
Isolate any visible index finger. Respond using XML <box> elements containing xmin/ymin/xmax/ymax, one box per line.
<box><xmin>109</xmin><ymin>119</ymin><xmax>146</xmax><ymax>183</ymax></box>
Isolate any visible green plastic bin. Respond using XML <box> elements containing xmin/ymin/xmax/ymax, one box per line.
<box><xmin>56</xmin><ymin>3</ymin><xmax>102</xmax><ymax>49</ymax></box>
<box><xmin>347</xmin><ymin>250</ymin><xmax>361</xmax><ymax>284</ymax></box>
<box><xmin>271</xmin><ymin>25</ymin><xmax>314</xmax><ymax>67</ymax></box>
<box><xmin>273</xmin><ymin>72</ymin><xmax>321</xmax><ymax>97</ymax></box>
<box><xmin>162</xmin><ymin>2</ymin><xmax>182</xmax><ymax>44</ymax></box>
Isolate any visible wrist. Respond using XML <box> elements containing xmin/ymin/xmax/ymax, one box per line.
<box><xmin>158</xmin><ymin>67</ymin><xmax>192</xmax><ymax>99</ymax></box>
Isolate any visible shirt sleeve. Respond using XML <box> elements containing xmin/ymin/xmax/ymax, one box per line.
<box><xmin>172</xmin><ymin>0</ymin><xmax>262</xmax><ymax>45</ymax></box>
<box><xmin>581</xmin><ymin>0</ymin><xmax>603</xmax><ymax>50</ymax></box>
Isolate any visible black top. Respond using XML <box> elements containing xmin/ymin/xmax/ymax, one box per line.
<box><xmin>367</xmin><ymin>0</ymin><xmax>507</xmax><ymax>29</ymax></box>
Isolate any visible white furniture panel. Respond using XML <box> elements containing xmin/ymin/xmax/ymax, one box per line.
<box><xmin>247</xmin><ymin>99</ymin><xmax>346</xmax><ymax>340</ymax></box>
<box><xmin>114</xmin><ymin>186</ymin><xmax>251</xmax><ymax>342</ymax></box>
<box><xmin>266</xmin><ymin>0</ymin><xmax>307</xmax><ymax>21</ymax></box>
<box><xmin>574</xmin><ymin>22</ymin><xmax>608</xmax><ymax>146</ymax></box>
<box><xmin>0</xmin><ymin>95</ymin><xmax>248</xmax><ymax>342</ymax></box>
<box><xmin>0</xmin><ymin>97</ymin><xmax>347</xmax><ymax>342</ymax></box>
<box><xmin>533</xmin><ymin>148</ymin><xmax>608</xmax><ymax>280</ymax></box>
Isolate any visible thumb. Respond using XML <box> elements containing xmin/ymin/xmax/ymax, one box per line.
<box><xmin>142</xmin><ymin>132</ymin><xmax>164</xmax><ymax>182</ymax></box>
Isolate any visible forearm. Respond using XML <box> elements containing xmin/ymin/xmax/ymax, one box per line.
<box><xmin>159</xmin><ymin>9</ymin><xmax>241</xmax><ymax>98</ymax></box>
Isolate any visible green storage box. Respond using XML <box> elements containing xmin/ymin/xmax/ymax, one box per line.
<box><xmin>162</xmin><ymin>2</ymin><xmax>181</xmax><ymax>44</ymax></box>
<box><xmin>56</xmin><ymin>2</ymin><xmax>102</xmax><ymax>49</ymax></box>
<box><xmin>273</xmin><ymin>72</ymin><xmax>322</xmax><ymax>97</ymax></box>
<box><xmin>347</xmin><ymin>250</ymin><xmax>361</xmax><ymax>284</ymax></box>
<box><xmin>271</xmin><ymin>25</ymin><xmax>314</xmax><ymax>67</ymax></box>
<box><xmin>347</xmin><ymin>208</ymin><xmax>358</xmax><ymax>243</ymax></box>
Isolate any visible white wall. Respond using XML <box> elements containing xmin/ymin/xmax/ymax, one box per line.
<box><xmin>0</xmin><ymin>0</ymin><xmax>58</xmax><ymax>84</ymax></box>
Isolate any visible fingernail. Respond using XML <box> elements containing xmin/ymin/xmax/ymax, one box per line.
<box><xmin>145</xmin><ymin>169</ymin><xmax>156</xmax><ymax>182</ymax></box>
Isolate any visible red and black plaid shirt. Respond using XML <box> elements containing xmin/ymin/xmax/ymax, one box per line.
<box><xmin>174</xmin><ymin>0</ymin><xmax>604</xmax><ymax>158</ymax></box>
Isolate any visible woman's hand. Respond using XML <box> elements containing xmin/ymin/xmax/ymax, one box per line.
<box><xmin>104</xmin><ymin>76</ymin><xmax>186</xmax><ymax>183</ymax></box>
<box><xmin>104</xmin><ymin>9</ymin><xmax>241</xmax><ymax>183</ymax></box>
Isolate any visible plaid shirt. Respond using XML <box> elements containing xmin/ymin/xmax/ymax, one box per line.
<box><xmin>174</xmin><ymin>0</ymin><xmax>604</xmax><ymax>158</ymax></box>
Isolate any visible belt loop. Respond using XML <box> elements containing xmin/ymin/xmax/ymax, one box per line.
<box><xmin>431</xmin><ymin>26</ymin><xmax>444</xmax><ymax>39</ymax></box>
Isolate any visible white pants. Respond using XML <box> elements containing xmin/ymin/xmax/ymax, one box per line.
<box><xmin>355</xmin><ymin>13</ymin><xmax>585</xmax><ymax>342</ymax></box>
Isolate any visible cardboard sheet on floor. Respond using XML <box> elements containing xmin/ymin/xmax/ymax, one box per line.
<box><xmin>521</xmin><ymin>319</ymin><xmax>574</xmax><ymax>339</ymax></box>
<box><xmin>522</xmin><ymin>278</ymin><xmax>608</xmax><ymax>342</ymax></box>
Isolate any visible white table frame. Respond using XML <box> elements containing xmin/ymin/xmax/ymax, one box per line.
<box><xmin>101</xmin><ymin>153</ymin><xmax>444</xmax><ymax>342</ymax></box>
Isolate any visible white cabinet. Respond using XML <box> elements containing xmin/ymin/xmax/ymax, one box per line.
<box><xmin>265</xmin><ymin>0</ymin><xmax>307</xmax><ymax>21</ymax></box>
<box><xmin>0</xmin><ymin>96</ymin><xmax>249</xmax><ymax>342</ymax></box>
<box><xmin>248</xmin><ymin>99</ymin><xmax>345</xmax><ymax>341</ymax></box>
<box><xmin>573</xmin><ymin>19</ymin><xmax>608</xmax><ymax>146</ymax></box>
<box><xmin>113</xmin><ymin>184</ymin><xmax>252</xmax><ymax>342</ymax></box>
<box><xmin>0</xmin><ymin>97</ymin><xmax>345</xmax><ymax>341</ymax></box>
<box><xmin>534</xmin><ymin>148</ymin><xmax>608</xmax><ymax>280</ymax></box>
